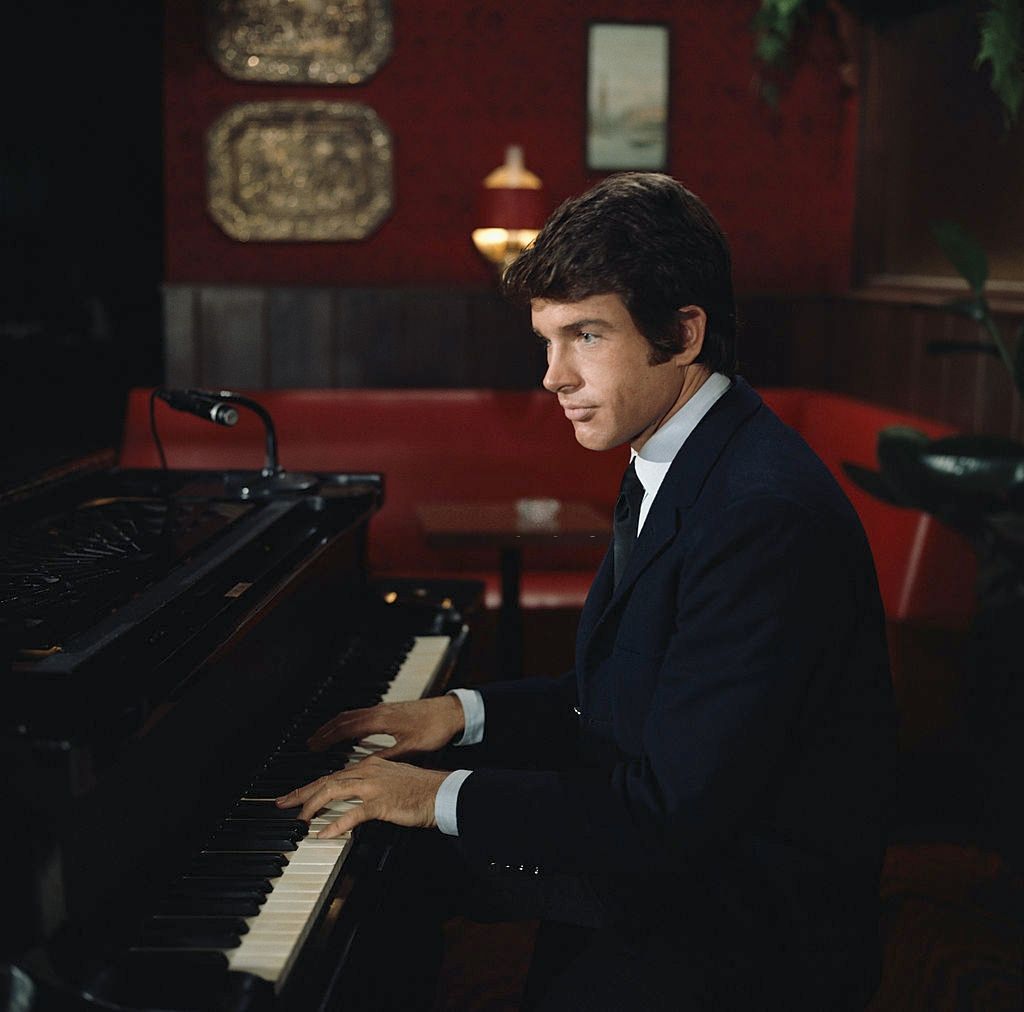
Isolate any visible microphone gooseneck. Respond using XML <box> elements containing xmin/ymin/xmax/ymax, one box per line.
<box><xmin>152</xmin><ymin>388</ymin><xmax>317</xmax><ymax>498</ymax></box>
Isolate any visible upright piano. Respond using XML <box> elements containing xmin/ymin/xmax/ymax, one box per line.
<box><xmin>0</xmin><ymin>456</ymin><xmax>477</xmax><ymax>1010</ymax></box>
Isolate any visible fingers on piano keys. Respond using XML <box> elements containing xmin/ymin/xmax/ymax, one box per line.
<box><xmin>129</xmin><ymin>635</ymin><xmax>451</xmax><ymax>992</ymax></box>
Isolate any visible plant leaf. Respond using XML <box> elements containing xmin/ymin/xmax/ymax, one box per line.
<box><xmin>976</xmin><ymin>0</ymin><xmax>1024</xmax><ymax>126</ymax></box>
<box><xmin>752</xmin><ymin>0</ymin><xmax>816</xmax><ymax>72</ymax></box>
<box><xmin>930</xmin><ymin>220</ymin><xmax>989</xmax><ymax>295</ymax></box>
<box><xmin>756</xmin><ymin>33</ymin><xmax>788</xmax><ymax>65</ymax></box>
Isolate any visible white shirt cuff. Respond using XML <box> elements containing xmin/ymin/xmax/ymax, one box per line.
<box><xmin>448</xmin><ymin>688</ymin><xmax>485</xmax><ymax>746</ymax></box>
<box><xmin>434</xmin><ymin>769</ymin><xmax>473</xmax><ymax>836</ymax></box>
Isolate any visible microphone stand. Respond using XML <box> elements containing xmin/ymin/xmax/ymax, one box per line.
<box><xmin>218</xmin><ymin>391</ymin><xmax>318</xmax><ymax>498</ymax></box>
<box><xmin>156</xmin><ymin>388</ymin><xmax>317</xmax><ymax>498</ymax></box>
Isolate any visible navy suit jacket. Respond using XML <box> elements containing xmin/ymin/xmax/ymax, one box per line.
<box><xmin>456</xmin><ymin>378</ymin><xmax>896</xmax><ymax>999</ymax></box>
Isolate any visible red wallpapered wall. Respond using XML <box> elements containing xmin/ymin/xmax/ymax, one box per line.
<box><xmin>165</xmin><ymin>1</ymin><xmax>857</xmax><ymax>292</ymax></box>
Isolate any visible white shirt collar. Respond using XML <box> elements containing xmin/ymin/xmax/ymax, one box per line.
<box><xmin>630</xmin><ymin>371</ymin><xmax>731</xmax><ymax>530</ymax></box>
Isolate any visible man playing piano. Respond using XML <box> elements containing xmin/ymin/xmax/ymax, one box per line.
<box><xmin>277</xmin><ymin>173</ymin><xmax>896</xmax><ymax>1010</ymax></box>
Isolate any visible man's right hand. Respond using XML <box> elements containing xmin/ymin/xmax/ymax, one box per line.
<box><xmin>306</xmin><ymin>695</ymin><xmax>466</xmax><ymax>759</ymax></box>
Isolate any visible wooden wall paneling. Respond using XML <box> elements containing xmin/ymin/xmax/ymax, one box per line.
<box><xmin>904</xmin><ymin>304</ymin><xmax>952</xmax><ymax>423</ymax></box>
<box><xmin>783</xmin><ymin>297</ymin><xmax>830</xmax><ymax>390</ymax></box>
<box><xmin>162</xmin><ymin>284</ymin><xmax>198</xmax><ymax>387</ymax></box>
<box><xmin>826</xmin><ymin>295</ymin><xmax>859</xmax><ymax>399</ymax></box>
<box><xmin>989</xmin><ymin>307</ymin><xmax>1024</xmax><ymax>440</ymax></box>
<box><xmin>856</xmin><ymin>4</ymin><xmax>1024</xmax><ymax>290</ymax></box>
<box><xmin>159</xmin><ymin>286</ymin><xmax>1024</xmax><ymax>425</ymax></box>
<box><xmin>902</xmin><ymin>304</ymin><xmax>927</xmax><ymax>418</ymax></box>
<box><xmin>733</xmin><ymin>296</ymin><xmax>791</xmax><ymax>389</ymax></box>
<box><xmin>779</xmin><ymin>295</ymin><xmax>1024</xmax><ymax>438</ymax></box>
<box><xmin>888</xmin><ymin>303</ymin><xmax>926</xmax><ymax>412</ymax></box>
<box><xmin>395</xmin><ymin>288</ymin><xmax>474</xmax><ymax>387</ymax></box>
<box><xmin>466</xmin><ymin>290</ymin><xmax>539</xmax><ymax>390</ymax></box>
<box><xmin>855</xmin><ymin>301</ymin><xmax>901</xmax><ymax>407</ymax></box>
<box><xmin>971</xmin><ymin>327</ymin><xmax>1017</xmax><ymax>437</ymax></box>
<box><xmin>330</xmin><ymin>288</ymin><xmax>376</xmax><ymax>387</ymax></box>
<box><xmin>334</xmin><ymin>288</ymin><xmax>411</xmax><ymax>387</ymax></box>
<box><xmin>942</xmin><ymin>311</ymin><xmax>989</xmax><ymax>435</ymax></box>
<box><xmin>267</xmin><ymin>287</ymin><xmax>334</xmax><ymax>389</ymax></box>
<box><xmin>198</xmin><ymin>286</ymin><xmax>268</xmax><ymax>389</ymax></box>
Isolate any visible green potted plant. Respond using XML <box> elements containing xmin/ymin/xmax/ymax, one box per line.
<box><xmin>841</xmin><ymin>224</ymin><xmax>1023</xmax><ymax>863</ymax></box>
<box><xmin>752</xmin><ymin>0</ymin><xmax>1023</xmax><ymax>123</ymax></box>
<box><xmin>841</xmin><ymin>222</ymin><xmax>1024</xmax><ymax>592</ymax></box>
<box><xmin>751</xmin><ymin>2</ymin><xmax>1024</xmax><ymax>859</ymax></box>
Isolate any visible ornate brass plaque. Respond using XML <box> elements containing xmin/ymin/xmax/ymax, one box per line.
<box><xmin>207</xmin><ymin>0</ymin><xmax>392</xmax><ymax>84</ymax></box>
<box><xmin>207</xmin><ymin>101</ymin><xmax>393</xmax><ymax>242</ymax></box>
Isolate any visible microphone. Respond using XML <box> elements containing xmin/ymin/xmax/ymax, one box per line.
<box><xmin>155</xmin><ymin>388</ymin><xmax>239</xmax><ymax>427</ymax></box>
<box><xmin>152</xmin><ymin>386</ymin><xmax>317</xmax><ymax>498</ymax></box>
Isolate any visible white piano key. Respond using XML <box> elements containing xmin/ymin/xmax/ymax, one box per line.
<box><xmin>225</xmin><ymin>833</ymin><xmax>353</xmax><ymax>984</ymax></box>
<box><xmin>379</xmin><ymin>636</ymin><xmax>449</xmax><ymax>704</ymax></box>
<box><xmin>223</xmin><ymin>635</ymin><xmax>451</xmax><ymax>990</ymax></box>
<box><xmin>361</xmin><ymin>733</ymin><xmax>396</xmax><ymax>748</ymax></box>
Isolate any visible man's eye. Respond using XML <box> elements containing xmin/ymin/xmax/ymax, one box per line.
<box><xmin>579</xmin><ymin>331</ymin><xmax>599</xmax><ymax>344</ymax></box>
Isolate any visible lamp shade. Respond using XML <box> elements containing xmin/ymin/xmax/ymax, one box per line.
<box><xmin>472</xmin><ymin>145</ymin><xmax>545</xmax><ymax>271</ymax></box>
<box><xmin>475</xmin><ymin>186</ymin><xmax>546</xmax><ymax>231</ymax></box>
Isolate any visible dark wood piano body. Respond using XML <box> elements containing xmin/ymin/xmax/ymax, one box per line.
<box><xmin>0</xmin><ymin>460</ymin><xmax>477</xmax><ymax>1010</ymax></box>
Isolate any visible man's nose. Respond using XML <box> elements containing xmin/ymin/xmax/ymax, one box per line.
<box><xmin>542</xmin><ymin>346</ymin><xmax>579</xmax><ymax>393</ymax></box>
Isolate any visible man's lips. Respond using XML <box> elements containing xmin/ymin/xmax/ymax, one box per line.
<box><xmin>562</xmin><ymin>405</ymin><xmax>596</xmax><ymax>421</ymax></box>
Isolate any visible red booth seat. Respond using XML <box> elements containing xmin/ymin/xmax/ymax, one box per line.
<box><xmin>119</xmin><ymin>387</ymin><xmax>975</xmax><ymax>627</ymax></box>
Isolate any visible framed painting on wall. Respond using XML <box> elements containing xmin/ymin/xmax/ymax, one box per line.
<box><xmin>586</xmin><ymin>22</ymin><xmax>670</xmax><ymax>172</ymax></box>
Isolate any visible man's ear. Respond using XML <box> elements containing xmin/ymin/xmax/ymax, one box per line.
<box><xmin>673</xmin><ymin>306</ymin><xmax>707</xmax><ymax>366</ymax></box>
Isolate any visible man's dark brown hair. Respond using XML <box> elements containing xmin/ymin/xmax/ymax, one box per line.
<box><xmin>502</xmin><ymin>173</ymin><xmax>737</xmax><ymax>376</ymax></box>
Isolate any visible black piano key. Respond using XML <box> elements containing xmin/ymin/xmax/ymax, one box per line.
<box><xmin>205</xmin><ymin>834</ymin><xmax>299</xmax><ymax>852</ymax></box>
<box><xmin>156</xmin><ymin>895</ymin><xmax>262</xmax><ymax>917</ymax></box>
<box><xmin>220</xmin><ymin>818</ymin><xmax>308</xmax><ymax>837</ymax></box>
<box><xmin>141</xmin><ymin>915</ymin><xmax>247</xmax><ymax>948</ymax></box>
<box><xmin>258</xmin><ymin>758</ymin><xmax>342</xmax><ymax>778</ymax></box>
<box><xmin>216</xmin><ymin>818</ymin><xmax>307</xmax><ymax>835</ymax></box>
<box><xmin>192</xmin><ymin>853</ymin><xmax>287</xmax><ymax>878</ymax></box>
<box><xmin>230</xmin><ymin>801</ymin><xmax>302</xmax><ymax>820</ymax></box>
<box><xmin>244</xmin><ymin>780</ymin><xmax>317</xmax><ymax>795</ymax></box>
<box><xmin>172</xmin><ymin>876</ymin><xmax>272</xmax><ymax>899</ymax></box>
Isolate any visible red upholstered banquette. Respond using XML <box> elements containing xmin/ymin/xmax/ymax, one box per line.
<box><xmin>119</xmin><ymin>387</ymin><xmax>975</xmax><ymax>628</ymax></box>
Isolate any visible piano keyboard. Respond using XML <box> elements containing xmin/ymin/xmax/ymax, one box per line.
<box><xmin>132</xmin><ymin>634</ymin><xmax>453</xmax><ymax>992</ymax></box>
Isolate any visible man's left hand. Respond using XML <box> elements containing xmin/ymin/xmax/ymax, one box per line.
<box><xmin>275</xmin><ymin>756</ymin><xmax>447</xmax><ymax>839</ymax></box>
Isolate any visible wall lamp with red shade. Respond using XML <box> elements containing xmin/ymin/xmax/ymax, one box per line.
<box><xmin>471</xmin><ymin>145</ymin><xmax>546</xmax><ymax>274</ymax></box>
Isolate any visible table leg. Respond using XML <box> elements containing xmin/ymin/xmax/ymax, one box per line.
<box><xmin>498</xmin><ymin>546</ymin><xmax>523</xmax><ymax>679</ymax></box>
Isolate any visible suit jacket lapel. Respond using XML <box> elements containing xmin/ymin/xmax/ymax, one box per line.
<box><xmin>577</xmin><ymin>378</ymin><xmax>764</xmax><ymax>660</ymax></box>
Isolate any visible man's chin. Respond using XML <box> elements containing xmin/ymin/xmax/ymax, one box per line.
<box><xmin>572</xmin><ymin>425</ymin><xmax>618</xmax><ymax>452</ymax></box>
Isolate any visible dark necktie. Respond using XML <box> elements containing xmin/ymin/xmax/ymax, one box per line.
<box><xmin>613</xmin><ymin>460</ymin><xmax>645</xmax><ymax>587</ymax></box>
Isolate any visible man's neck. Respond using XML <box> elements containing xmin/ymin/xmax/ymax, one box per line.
<box><xmin>631</xmin><ymin>364</ymin><xmax>712</xmax><ymax>455</ymax></box>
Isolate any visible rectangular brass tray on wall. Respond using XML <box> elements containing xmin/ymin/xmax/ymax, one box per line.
<box><xmin>206</xmin><ymin>0</ymin><xmax>392</xmax><ymax>84</ymax></box>
<box><xmin>206</xmin><ymin>101</ymin><xmax>393</xmax><ymax>242</ymax></box>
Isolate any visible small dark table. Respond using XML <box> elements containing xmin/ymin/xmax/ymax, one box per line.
<box><xmin>417</xmin><ymin>500</ymin><xmax>610</xmax><ymax>679</ymax></box>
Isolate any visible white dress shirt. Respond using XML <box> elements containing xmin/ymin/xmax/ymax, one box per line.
<box><xmin>434</xmin><ymin>373</ymin><xmax>733</xmax><ymax>835</ymax></box>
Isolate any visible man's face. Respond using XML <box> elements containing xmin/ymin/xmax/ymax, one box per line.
<box><xmin>534</xmin><ymin>293</ymin><xmax>698</xmax><ymax>452</ymax></box>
